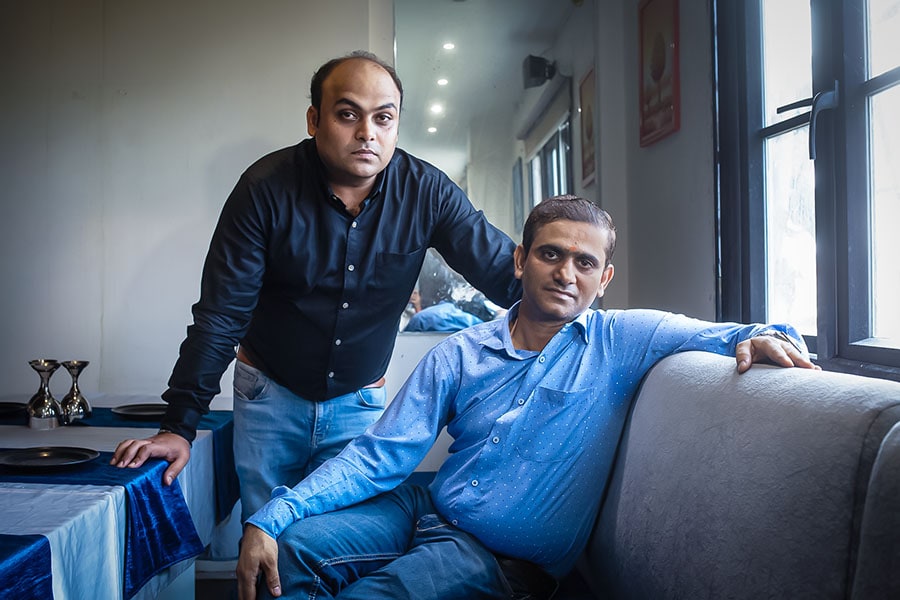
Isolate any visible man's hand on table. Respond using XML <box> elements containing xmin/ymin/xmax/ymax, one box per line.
<box><xmin>735</xmin><ymin>334</ymin><xmax>821</xmax><ymax>374</ymax></box>
<box><xmin>110</xmin><ymin>433</ymin><xmax>191</xmax><ymax>486</ymax></box>
<box><xmin>237</xmin><ymin>524</ymin><xmax>281</xmax><ymax>599</ymax></box>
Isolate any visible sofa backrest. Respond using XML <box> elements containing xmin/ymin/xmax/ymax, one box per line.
<box><xmin>586</xmin><ymin>351</ymin><xmax>900</xmax><ymax>599</ymax></box>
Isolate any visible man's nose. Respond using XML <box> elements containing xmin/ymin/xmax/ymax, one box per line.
<box><xmin>356</xmin><ymin>119</ymin><xmax>376</xmax><ymax>141</ymax></box>
<box><xmin>555</xmin><ymin>259</ymin><xmax>576</xmax><ymax>283</ymax></box>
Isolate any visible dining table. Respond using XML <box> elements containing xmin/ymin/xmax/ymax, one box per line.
<box><xmin>0</xmin><ymin>393</ymin><xmax>238</xmax><ymax>600</ymax></box>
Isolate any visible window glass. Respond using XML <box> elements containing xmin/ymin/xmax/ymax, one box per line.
<box><xmin>868</xmin><ymin>0</ymin><xmax>900</xmax><ymax>78</ymax></box>
<box><xmin>527</xmin><ymin>119</ymin><xmax>571</xmax><ymax>207</ymax></box>
<box><xmin>870</xmin><ymin>84</ymin><xmax>900</xmax><ymax>344</ymax></box>
<box><xmin>761</xmin><ymin>0</ymin><xmax>812</xmax><ymax>125</ymax></box>
<box><xmin>764</xmin><ymin>127</ymin><xmax>817</xmax><ymax>335</ymax></box>
<box><xmin>529</xmin><ymin>156</ymin><xmax>543</xmax><ymax>207</ymax></box>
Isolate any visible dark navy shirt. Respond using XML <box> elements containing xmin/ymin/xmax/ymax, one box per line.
<box><xmin>162</xmin><ymin>139</ymin><xmax>521</xmax><ymax>440</ymax></box>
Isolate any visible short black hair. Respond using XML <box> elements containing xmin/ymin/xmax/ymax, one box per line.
<box><xmin>309</xmin><ymin>50</ymin><xmax>404</xmax><ymax>112</ymax></box>
<box><xmin>522</xmin><ymin>195</ymin><xmax>616</xmax><ymax>266</ymax></box>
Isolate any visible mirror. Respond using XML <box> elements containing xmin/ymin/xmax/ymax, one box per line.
<box><xmin>394</xmin><ymin>0</ymin><xmax>579</xmax><ymax>332</ymax></box>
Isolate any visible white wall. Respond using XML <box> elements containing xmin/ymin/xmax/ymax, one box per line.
<box><xmin>595</xmin><ymin>0</ymin><xmax>632</xmax><ymax>310</ymax></box>
<box><xmin>0</xmin><ymin>0</ymin><xmax>391</xmax><ymax>397</ymax></box>
<box><xmin>620</xmin><ymin>0</ymin><xmax>718</xmax><ymax>318</ymax></box>
<box><xmin>465</xmin><ymin>110</ymin><xmax>516</xmax><ymax>233</ymax></box>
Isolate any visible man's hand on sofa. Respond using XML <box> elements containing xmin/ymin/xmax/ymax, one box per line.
<box><xmin>734</xmin><ymin>336</ymin><xmax>821</xmax><ymax>374</ymax></box>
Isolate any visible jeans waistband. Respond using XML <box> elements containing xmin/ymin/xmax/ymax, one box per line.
<box><xmin>237</xmin><ymin>346</ymin><xmax>385</xmax><ymax>389</ymax></box>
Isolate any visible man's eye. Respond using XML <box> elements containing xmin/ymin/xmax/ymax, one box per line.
<box><xmin>376</xmin><ymin>114</ymin><xmax>393</xmax><ymax>123</ymax></box>
<box><xmin>339</xmin><ymin>111</ymin><xmax>357</xmax><ymax>120</ymax></box>
<box><xmin>579</xmin><ymin>259</ymin><xmax>596</xmax><ymax>269</ymax></box>
<box><xmin>542</xmin><ymin>249</ymin><xmax>559</xmax><ymax>260</ymax></box>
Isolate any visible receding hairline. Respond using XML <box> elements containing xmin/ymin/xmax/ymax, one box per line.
<box><xmin>321</xmin><ymin>57</ymin><xmax>402</xmax><ymax>96</ymax></box>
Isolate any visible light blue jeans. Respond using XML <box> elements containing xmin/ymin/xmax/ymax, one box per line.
<box><xmin>264</xmin><ymin>484</ymin><xmax>515</xmax><ymax>600</ymax></box>
<box><xmin>232</xmin><ymin>360</ymin><xmax>387</xmax><ymax>522</ymax></box>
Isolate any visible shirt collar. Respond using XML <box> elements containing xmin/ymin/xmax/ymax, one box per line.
<box><xmin>481</xmin><ymin>302</ymin><xmax>591</xmax><ymax>356</ymax></box>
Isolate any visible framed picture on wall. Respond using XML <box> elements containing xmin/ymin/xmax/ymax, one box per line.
<box><xmin>639</xmin><ymin>0</ymin><xmax>680</xmax><ymax>146</ymax></box>
<box><xmin>579</xmin><ymin>68</ymin><xmax>597</xmax><ymax>187</ymax></box>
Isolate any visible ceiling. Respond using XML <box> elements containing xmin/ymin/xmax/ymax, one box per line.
<box><xmin>394</xmin><ymin>0</ymin><xmax>576</xmax><ymax>182</ymax></box>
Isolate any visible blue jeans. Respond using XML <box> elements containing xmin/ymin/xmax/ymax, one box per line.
<box><xmin>265</xmin><ymin>484</ymin><xmax>516</xmax><ymax>600</ymax></box>
<box><xmin>232</xmin><ymin>360</ymin><xmax>387</xmax><ymax>521</ymax></box>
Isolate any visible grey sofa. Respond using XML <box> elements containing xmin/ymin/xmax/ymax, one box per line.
<box><xmin>577</xmin><ymin>351</ymin><xmax>900</xmax><ymax>599</ymax></box>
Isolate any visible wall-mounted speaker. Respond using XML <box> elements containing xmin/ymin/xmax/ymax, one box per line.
<box><xmin>522</xmin><ymin>55</ymin><xmax>557</xmax><ymax>89</ymax></box>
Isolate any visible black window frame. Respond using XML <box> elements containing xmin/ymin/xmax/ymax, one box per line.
<box><xmin>714</xmin><ymin>0</ymin><xmax>900</xmax><ymax>382</ymax></box>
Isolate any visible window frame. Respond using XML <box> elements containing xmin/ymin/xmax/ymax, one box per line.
<box><xmin>527</xmin><ymin>117</ymin><xmax>573</xmax><ymax>207</ymax></box>
<box><xmin>714</xmin><ymin>0</ymin><xmax>900</xmax><ymax>382</ymax></box>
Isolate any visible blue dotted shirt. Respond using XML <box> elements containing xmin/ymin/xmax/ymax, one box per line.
<box><xmin>248</xmin><ymin>304</ymin><xmax>803</xmax><ymax>577</ymax></box>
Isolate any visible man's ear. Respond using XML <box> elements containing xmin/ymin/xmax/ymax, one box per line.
<box><xmin>596</xmin><ymin>264</ymin><xmax>615</xmax><ymax>298</ymax></box>
<box><xmin>306</xmin><ymin>106</ymin><xmax>319</xmax><ymax>136</ymax></box>
<box><xmin>513</xmin><ymin>244</ymin><xmax>526</xmax><ymax>279</ymax></box>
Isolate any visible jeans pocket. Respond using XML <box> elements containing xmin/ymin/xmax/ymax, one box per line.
<box><xmin>233</xmin><ymin>360</ymin><xmax>268</xmax><ymax>401</ymax></box>
<box><xmin>355</xmin><ymin>386</ymin><xmax>387</xmax><ymax>410</ymax></box>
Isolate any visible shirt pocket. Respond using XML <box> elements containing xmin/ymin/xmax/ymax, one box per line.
<box><xmin>372</xmin><ymin>247</ymin><xmax>426</xmax><ymax>290</ymax></box>
<box><xmin>511</xmin><ymin>386</ymin><xmax>592</xmax><ymax>463</ymax></box>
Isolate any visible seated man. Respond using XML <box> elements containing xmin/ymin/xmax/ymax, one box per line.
<box><xmin>237</xmin><ymin>195</ymin><xmax>818</xmax><ymax>600</ymax></box>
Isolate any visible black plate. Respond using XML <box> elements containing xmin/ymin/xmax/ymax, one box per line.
<box><xmin>0</xmin><ymin>402</ymin><xmax>26</xmax><ymax>418</ymax></box>
<box><xmin>111</xmin><ymin>403</ymin><xmax>167</xmax><ymax>421</ymax></box>
<box><xmin>0</xmin><ymin>446</ymin><xmax>100</xmax><ymax>469</ymax></box>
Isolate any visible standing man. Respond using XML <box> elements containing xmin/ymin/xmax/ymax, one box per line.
<box><xmin>111</xmin><ymin>51</ymin><xmax>522</xmax><ymax>521</ymax></box>
<box><xmin>235</xmin><ymin>195</ymin><xmax>819</xmax><ymax>599</ymax></box>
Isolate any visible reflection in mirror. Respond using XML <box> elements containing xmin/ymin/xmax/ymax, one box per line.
<box><xmin>395</xmin><ymin>0</ymin><xmax>574</xmax><ymax>193</ymax></box>
<box><xmin>394</xmin><ymin>0</ymin><xmax>580</xmax><ymax>332</ymax></box>
<box><xmin>400</xmin><ymin>249</ymin><xmax>505</xmax><ymax>333</ymax></box>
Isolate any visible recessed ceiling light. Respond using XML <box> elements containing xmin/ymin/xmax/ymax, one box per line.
<box><xmin>430</xmin><ymin>103</ymin><xmax>444</xmax><ymax>114</ymax></box>
<box><xmin>443</xmin><ymin>42</ymin><xmax>455</xmax><ymax>50</ymax></box>
<box><xmin>427</xmin><ymin>127</ymin><xmax>437</xmax><ymax>133</ymax></box>
<box><xmin>437</xmin><ymin>78</ymin><xmax>449</xmax><ymax>86</ymax></box>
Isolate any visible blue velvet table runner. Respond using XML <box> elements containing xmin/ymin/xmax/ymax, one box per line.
<box><xmin>0</xmin><ymin>453</ymin><xmax>203</xmax><ymax>598</ymax></box>
<box><xmin>0</xmin><ymin>533</ymin><xmax>52</xmax><ymax>600</ymax></box>
<box><xmin>0</xmin><ymin>407</ymin><xmax>239</xmax><ymax>522</ymax></box>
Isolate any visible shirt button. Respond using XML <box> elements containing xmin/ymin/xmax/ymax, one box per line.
<box><xmin>492</xmin><ymin>436</ymin><xmax>500</xmax><ymax>444</ymax></box>
<box><xmin>342</xmin><ymin>302</ymin><xmax>349</xmax><ymax>309</ymax></box>
<box><xmin>351</xmin><ymin>221</ymin><xmax>358</xmax><ymax>228</ymax></box>
<box><xmin>451</xmin><ymin>519</ymin><xmax>459</xmax><ymax>526</ymax></box>
<box><xmin>347</xmin><ymin>264</ymin><xmax>355</xmax><ymax>272</ymax></box>
<box><xmin>517</xmin><ymin>398</ymin><xmax>525</xmax><ymax>405</ymax></box>
<box><xmin>335</xmin><ymin>339</ymin><xmax>342</xmax><ymax>346</ymax></box>
<box><xmin>471</xmin><ymin>480</ymin><xmax>479</xmax><ymax>487</ymax></box>
<box><xmin>538</xmin><ymin>355</ymin><xmax>546</xmax><ymax>363</ymax></box>
<box><xmin>327</xmin><ymin>371</ymin><xmax>335</xmax><ymax>378</ymax></box>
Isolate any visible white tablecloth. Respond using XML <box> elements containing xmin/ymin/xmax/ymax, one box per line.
<box><xmin>0</xmin><ymin>409</ymin><xmax>220</xmax><ymax>599</ymax></box>
<box><xmin>0</xmin><ymin>483</ymin><xmax>123</xmax><ymax>599</ymax></box>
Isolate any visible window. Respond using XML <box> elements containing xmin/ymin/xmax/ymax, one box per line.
<box><xmin>716</xmin><ymin>0</ymin><xmax>900</xmax><ymax>379</ymax></box>
<box><xmin>528</xmin><ymin>119</ymin><xmax>573</xmax><ymax>207</ymax></box>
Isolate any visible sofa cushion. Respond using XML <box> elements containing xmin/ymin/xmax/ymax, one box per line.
<box><xmin>586</xmin><ymin>351</ymin><xmax>900</xmax><ymax>599</ymax></box>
